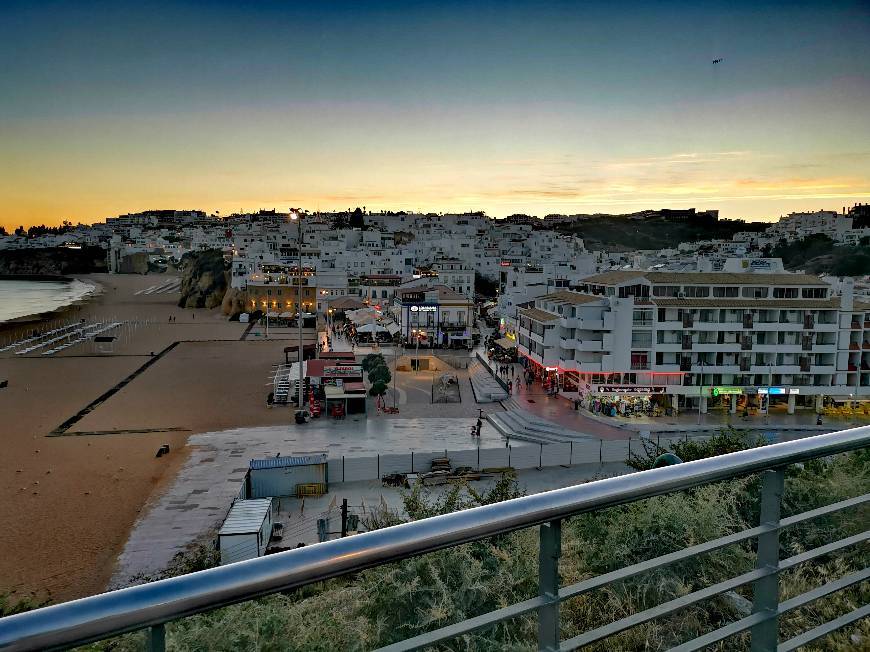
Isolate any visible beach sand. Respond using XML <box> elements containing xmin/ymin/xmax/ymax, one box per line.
<box><xmin>0</xmin><ymin>273</ymin><xmax>318</xmax><ymax>602</ymax></box>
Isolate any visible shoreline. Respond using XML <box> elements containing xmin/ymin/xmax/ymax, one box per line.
<box><xmin>0</xmin><ymin>277</ymin><xmax>103</xmax><ymax>327</ymax></box>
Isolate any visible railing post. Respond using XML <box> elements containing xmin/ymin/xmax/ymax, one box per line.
<box><xmin>146</xmin><ymin>623</ymin><xmax>165</xmax><ymax>652</ymax></box>
<box><xmin>750</xmin><ymin>468</ymin><xmax>785</xmax><ymax>651</ymax></box>
<box><xmin>538</xmin><ymin>519</ymin><xmax>561</xmax><ymax>651</ymax></box>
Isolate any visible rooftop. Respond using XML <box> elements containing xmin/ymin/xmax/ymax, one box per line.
<box><xmin>519</xmin><ymin>307</ymin><xmax>560</xmax><ymax>322</ymax></box>
<box><xmin>218</xmin><ymin>498</ymin><xmax>272</xmax><ymax>536</ymax></box>
<box><xmin>581</xmin><ymin>270</ymin><xmax>829</xmax><ymax>286</ymax></box>
<box><xmin>540</xmin><ymin>291</ymin><xmax>602</xmax><ymax>305</ymax></box>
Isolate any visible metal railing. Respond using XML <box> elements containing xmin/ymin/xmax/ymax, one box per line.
<box><xmin>0</xmin><ymin>429</ymin><xmax>868</xmax><ymax>651</ymax></box>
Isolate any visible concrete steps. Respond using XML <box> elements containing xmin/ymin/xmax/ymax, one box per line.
<box><xmin>469</xmin><ymin>361</ymin><xmax>508</xmax><ymax>402</ymax></box>
<box><xmin>487</xmin><ymin>407</ymin><xmax>594</xmax><ymax>444</ymax></box>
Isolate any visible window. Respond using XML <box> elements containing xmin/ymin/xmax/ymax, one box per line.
<box><xmin>773</xmin><ymin>287</ymin><xmax>799</xmax><ymax>299</ymax></box>
<box><xmin>631</xmin><ymin>331</ymin><xmax>652</xmax><ymax>348</ymax></box>
<box><xmin>741</xmin><ymin>286</ymin><xmax>768</xmax><ymax>298</ymax></box>
<box><xmin>683</xmin><ymin>286</ymin><xmax>710</xmax><ymax>298</ymax></box>
<box><xmin>713</xmin><ymin>286</ymin><xmax>739</xmax><ymax>297</ymax></box>
<box><xmin>458</xmin><ymin>310</ymin><xmax>465</xmax><ymax>322</ymax></box>
<box><xmin>801</xmin><ymin>287</ymin><xmax>826</xmax><ymax>298</ymax></box>
<box><xmin>652</xmin><ymin>286</ymin><xmax>680</xmax><ymax>297</ymax></box>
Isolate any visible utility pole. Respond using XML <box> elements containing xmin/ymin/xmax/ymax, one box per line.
<box><xmin>340</xmin><ymin>498</ymin><xmax>348</xmax><ymax>538</ymax></box>
<box><xmin>291</xmin><ymin>211</ymin><xmax>305</xmax><ymax>408</ymax></box>
<box><xmin>697</xmin><ymin>358</ymin><xmax>705</xmax><ymax>425</ymax></box>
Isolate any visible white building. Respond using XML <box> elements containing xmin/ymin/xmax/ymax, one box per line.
<box><xmin>514</xmin><ymin>270</ymin><xmax>870</xmax><ymax>414</ymax></box>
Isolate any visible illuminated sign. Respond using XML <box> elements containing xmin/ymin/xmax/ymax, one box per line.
<box><xmin>323</xmin><ymin>365</ymin><xmax>362</xmax><ymax>377</ymax></box>
<box><xmin>597</xmin><ymin>386</ymin><xmax>666</xmax><ymax>395</ymax></box>
<box><xmin>788</xmin><ymin>388</ymin><xmax>800</xmax><ymax>394</ymax></box>
<box><xmin>712</xmin><ymin>387</ymin><xmax>742</xmax><ymax>396</ymax></box>
<box><xmin>545</xmin><ymin>367</ymin><xmax>558</xmax><ymax>371</ymax></box>
<box><xmin>768</xmin><ymin>387</ymin><xmax>786</xmax><ymax>395</ymax></box>
<box><xmin>410</xmin><ymin>305</ymin><xmax>437</xmax><ymax>312</ymax></box>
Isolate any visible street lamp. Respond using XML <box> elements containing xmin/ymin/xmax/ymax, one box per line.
<box><xmin>697</xmin><ymin>358</ymin><xmax>705</xmax><ymax>425</ymax></box>
<box><xmin>290</xmin><ymin>210</ymin><xmax>304</xmax><ymax>408</ymax></box>
<box><xmin>411</xmin><ymin>328</ymin><xmax>421</xmax><ymax>374</ymax></box>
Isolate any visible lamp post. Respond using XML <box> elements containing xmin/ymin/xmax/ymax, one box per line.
<box><xmin>290</xmin><ymin>210</ymin><xmax>304</xmax><ymax>408</ymax></box>
<box><xmin>411</xmin><ymin>328</ymin><xmax>421</xmax><ymax>373</ymax></box>
<box><xmin>697</xmin><ymin>358</ymin><xmax>705</xmax><ymax>425</ymax></box>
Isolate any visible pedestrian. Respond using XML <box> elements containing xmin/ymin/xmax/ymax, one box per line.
<box><xmin>507</xmin><ymin>380</ymin><xmax>513</xmax><ymax>395</ymax></box>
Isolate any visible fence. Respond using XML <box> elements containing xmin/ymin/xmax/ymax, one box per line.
<box><xmin>0</xmin><ymin>428</ymin><xmax>865</xmax><ymax>651</ymax></box>
<box><xmin>326</xmin><ymin>434</ymin><xmax>737</xmax><ymax>483</ymax></box>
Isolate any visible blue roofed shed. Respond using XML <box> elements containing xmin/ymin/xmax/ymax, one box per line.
<box><xmin>248</xmin><ymin>453</ymin><xmax>328</xmax><ymax>498</ymax></box>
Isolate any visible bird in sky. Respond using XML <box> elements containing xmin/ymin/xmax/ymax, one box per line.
<box><xmin>713</xmin><ymin>58</ymin><xmax>724</xmax><ymax>64</ymax></box>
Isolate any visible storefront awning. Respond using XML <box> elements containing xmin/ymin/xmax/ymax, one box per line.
<box><xmin>494</xmin><ymin>337</ymin><xmax>517</xmax><ymax>350</ymax></box>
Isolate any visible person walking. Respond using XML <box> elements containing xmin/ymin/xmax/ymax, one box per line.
<box><xmin>507</xmin><ymin>380</ymin><xmax>513</xmax><ymax>395</ymax></box>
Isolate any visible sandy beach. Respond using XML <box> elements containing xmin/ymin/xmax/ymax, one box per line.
<box><xmin>0</xmin><ymin>273</ymin><xmax>318</xmax><ymax>602</ymax></box>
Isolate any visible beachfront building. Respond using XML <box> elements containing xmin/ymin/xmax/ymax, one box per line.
<box><xmin>394</xmin><ymin>285</ymin><xmax>475</xmax><ymax>349</ymax></box>
<box><xmin>246</xmin><ymin>265</ymin><xmax>318</xmax><ymax>314</ymax></box>
<box><xmin>513</xmin><ymin>270</ymin><xmax>870</xmax><ymax>415</ymax></box>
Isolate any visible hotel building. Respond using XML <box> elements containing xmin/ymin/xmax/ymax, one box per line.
<box><xmin>513</xmin><ymin>270</ymin><xmax>870</xmax><ymax>414</ymax></box>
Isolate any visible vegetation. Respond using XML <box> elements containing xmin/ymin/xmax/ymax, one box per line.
<box><xmin>626</xmin><ymin>427</ymin><xmax>765</xmax><ymax>471</ymax></box>
<box><xmin>764</xmin><ymin>234</ymin><xmax>870</xmax><ymax>275</ymax></box>
<box><xmin>362</xmin><ymin>353</ymin><xmax>391</xmax><ymax>398</ymax></box>
<box><xmin>547</xmin><ymin>215</ymin><xmax>766</xmax><ymax>251</ymax></box>
<box><xmin>89</xmin><ymin>439</ymin><xmax>867</xmax><ymax>651</ymax></box>
<box><xmin>474</xmin><ymin>272</ymin><xmax>498</xmax><ymax>298</ymax></box>
<box><xmin>0</xmin><ymin>591</ymin><xmax>50</xmax><ymax>617</ymax></box>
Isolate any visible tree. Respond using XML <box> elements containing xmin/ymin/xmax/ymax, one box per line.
<box><xmin>474</xmin><ymin>272</ymin><xmax>498</xmax><ymax>298</ymax></box>
<box><xmin>368</xmin><ymin>380</ymin><xmax>388</xmax><ymax>398</ymax></box>
<box><xmin>349</xmin><ymin>207</ymin><xmax>365</xmax><ymax>229</ymax></box>
<box><xmin>368</xmin><ymin>364</ymin><xmax>391</xmax><ymax>386</ymax></box>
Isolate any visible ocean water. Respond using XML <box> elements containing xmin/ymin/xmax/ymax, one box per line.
<box><xmin>0</xmin><ymin>279</ymin><xmax>97</xmax><ymax>323</ymax></box>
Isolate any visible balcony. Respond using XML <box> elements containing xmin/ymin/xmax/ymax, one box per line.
<box><xmin>0</xmin><ymin>431</ymin><xmax>865</xmax><ymax>651</ymax></box>
<box><xmin>576</xmin><ymin>339</ymin><xmax>604</xmax><ymax>352</ymax></box>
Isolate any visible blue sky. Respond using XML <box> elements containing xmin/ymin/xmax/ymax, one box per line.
<box><xmin>1</xmin><ymin>0</ymin><xmax>868</xmax><ymax>227</ymax></box>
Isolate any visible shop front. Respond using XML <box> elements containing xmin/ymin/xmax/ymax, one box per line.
<box><xmin>588</xmin><ymin>385</ymin><xmax>670</xmax><ymax>417</ymax></box>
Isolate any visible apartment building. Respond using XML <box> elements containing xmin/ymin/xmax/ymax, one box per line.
<box><xmin>514</xmin><ymin>270</ymin><xmax>868</xmax><ymax>414</ymax></box>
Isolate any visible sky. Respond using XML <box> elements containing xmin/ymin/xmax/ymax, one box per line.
<box><xmin>1</xmin><ymin>0</ymin><xmax>869</xmax><ymax>230</ymax></box>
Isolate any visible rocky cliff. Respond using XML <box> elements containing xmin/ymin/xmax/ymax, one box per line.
<box><xmin>221</xmin><ymin>286</ymin><xmax>248</xmax><ymax>317</ymax></box>
<box><xmin>178</xmin><ymin>250</ymin><xmax>229</xmax><ymax>309</ymax></box>
<box><xmin>0</xmin><ymin>246</ymin><xmax>108</xmax><ymax>276</ymax></box>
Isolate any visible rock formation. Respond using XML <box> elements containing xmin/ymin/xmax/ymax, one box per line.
<box><xmin>178</xmin><ymin>250</ymin><xmax>229</xmax><ymax>309</ymax></box>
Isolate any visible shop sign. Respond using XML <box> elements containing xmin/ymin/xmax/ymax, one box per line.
<box><xmin>410</xmin><ymin>305</ymin><xmax>437</xmax><ymax>312</ymax></box>
<box><xmin>545</xmin><ymin>366</ymin><xmax>558</xmax><ymax>372</ymax></box>
<box><xmin>768</xmin><ymin>387</ymin><xmax>787</xmax><ymax>395</ymax></box>
<box><xmin>597</xmin><ymin>385</ymin><xmax>666</xmax><ymax>395</ymax></box>
<box><xmin>788</xmin><ymin>388</ymin><xmax>800</xmax><ymax>394</ymax></box>
<box><xmin>711</xmin><ymin>386</ymin><xmax>742</xmax><ymax>396</ymax></box>
<box><xmin>323</xmin><ymin>365</ymin><xmax>362</xmax><ymax>377</ymax></box>
<box><xmin>757</xmin><ymin>388</ymin><xmax>768</xmax><ymax>395</ymax></box>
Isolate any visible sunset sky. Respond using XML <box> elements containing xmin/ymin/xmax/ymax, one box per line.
<box><xmin>1</xmin><ymin>0</ymin><xmax>868</xmax><ymax>230</ymax></box>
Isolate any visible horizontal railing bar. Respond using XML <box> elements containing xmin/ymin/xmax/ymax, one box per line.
<box><xmin>559</xmin><ymin>524</ymin><xmax>773</xmax><ymax>602</ymax></box>
<box><xmin>777</xmin><ymin>603</ymin><xmax>870</xmax><ymax>652</ymax></box>
<box><xmin>780</xmin><ymin>531</ymin><xmax>870</xmax><ymax>571</ymax></box>
<box><xmin>667</xmin><ymin>612</ymin><xmax>770</xmax><ymax>652</ymax></box>
<box><xmin>778</xmin><ymin>567</ymin><xmax>870</xmax><ymax>615</ymax></box>
<box><xmin>0</xmin><ymin>428</ymin><xmax>867</xmax><ymax>652</ymax></box>
<box><xmin>373</xmin><ymin>596</ymin><xmax>545</xmax><ymax>652</ymax></box>
<box><xmin>374</xmin><ymin>528</ymin><xmax>870</xmax><ymax>652</ymax></box>
<box><xmin>558</xmin><ymin>568</ymin><xmax>772</xmax><ymax>650</ymax></box>
<box><xmin>779</xmin><ymin>492</ymin><xmax>870</xmax><ymax>528</ymax></box>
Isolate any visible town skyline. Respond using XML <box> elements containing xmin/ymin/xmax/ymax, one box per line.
<box><xmin>2</xmin><ymin>0</ymin><xmax>869</xmax><ymax>230</ymax></box>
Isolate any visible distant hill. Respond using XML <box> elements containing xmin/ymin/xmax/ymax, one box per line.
<box><xmin>766</xmin><ymin>234</ymin><xmax>870</xmax><ymax>275</ymax></box>
<box><xmin>543</xmin><ymin>215</ymin><xmax>768</xmax><ymax>251</ymax></box>
<box><xmin>0</xmin><ymin>246</ymin><xmax>107</xmax><ymax>276</ymax></box>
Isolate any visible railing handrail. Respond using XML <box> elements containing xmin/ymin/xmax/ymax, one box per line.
<box><xmin>1</xmin><ymin>428</ymin><xmax>868</xmax><ymax>651</ymax></box>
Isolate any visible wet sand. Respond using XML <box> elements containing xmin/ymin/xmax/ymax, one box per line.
<box><xmin>0</xmin><ymin>274</ymin><xmax>316</xmax><ymax>602</ymax></box>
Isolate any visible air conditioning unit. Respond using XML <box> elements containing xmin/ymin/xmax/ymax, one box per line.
<box><xmin>677</xmin><ymin>291</ymin><xmax>686</xmax><ymax>299</ymax></box>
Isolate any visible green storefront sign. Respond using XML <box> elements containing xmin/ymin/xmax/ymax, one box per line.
<box><xmin>712</xmin><ymin>386</ymin><xmax>742</xmax><ymax>397</ymax></box>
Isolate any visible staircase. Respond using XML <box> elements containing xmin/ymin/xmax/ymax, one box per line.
<box><xmin>469</xmin><ymin>361</ymin><xmax>508</xmax><ymax>402</ymax></box>
<box><xmin>487</xmin><ymin>398</ymin><xmax>594</xmax><ymax>444</ymax></box>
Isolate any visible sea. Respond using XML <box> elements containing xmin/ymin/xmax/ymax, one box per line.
<box><xmin>0</xmin><ymin>279</ymin><xmax>97</xmax><ymax>323</ymax></box>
